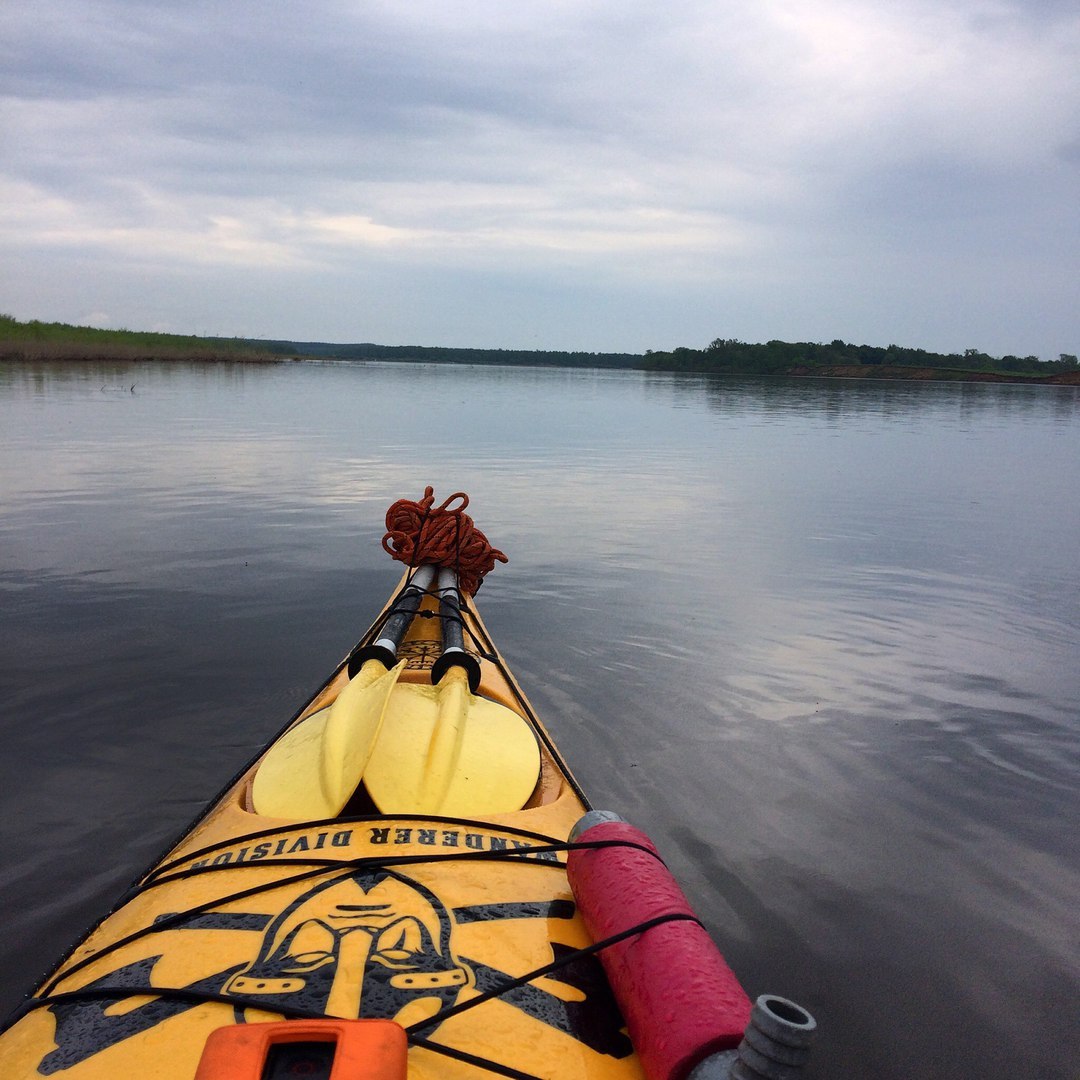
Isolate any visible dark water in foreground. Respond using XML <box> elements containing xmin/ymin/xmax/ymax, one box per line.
<box><xmin>1</xmin><ymin>359</ymin><xmax>1078</xmax><ymax>1078</ymax></box>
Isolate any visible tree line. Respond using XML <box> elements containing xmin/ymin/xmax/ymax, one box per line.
<box><xmin>643</xmin><ymin>338</ymin><xmax>1079</xmax><ymax>376</ymax></box>
<box><xmin>254</xmin><ymin>339</ymin><xmax>642</xmax><ymax>369</ymax></box>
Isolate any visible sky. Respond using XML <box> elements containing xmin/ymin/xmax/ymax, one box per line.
<box><xmin>1</xmin><ymin>0</ymin><xmax>1078</xmax><ymax>358</ymax></box>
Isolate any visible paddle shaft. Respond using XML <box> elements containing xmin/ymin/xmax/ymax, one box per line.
<box><xmin>348</xmin><ymin>564</ymin><xmax>437</xmax><ymax>676</ymax></box>
<box><xmin>431</xmin><ymin>567</ymin><xmax>482</xmax><ymax>692</ymax></box>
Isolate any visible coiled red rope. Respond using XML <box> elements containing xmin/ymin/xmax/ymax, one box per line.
<box><xmin>382</xmin><ymin>487</ymin><xmax>508</xmax><ymax>595</ymax></box>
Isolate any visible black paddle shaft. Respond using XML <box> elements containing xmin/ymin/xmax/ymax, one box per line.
<box><xmin>347</xmin><ymin>564</ymin><xmax>437</xmax><ymax>676</ymax></box>
<box><xmin>431</xmin><ymin>567</ymin><xmax>482</xmax><ymax>692</ymax></box>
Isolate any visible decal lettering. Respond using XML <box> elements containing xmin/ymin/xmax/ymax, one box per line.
<box><xmin>181</xmin><ymin>827</ymin><xmax>565</xmax><ymax>871</ymax></box>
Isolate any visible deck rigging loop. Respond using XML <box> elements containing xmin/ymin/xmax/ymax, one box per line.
<box><xmin>382</xmin><ymin>487</ymin><xmax>507</xmax><ymax>595</ymax></box>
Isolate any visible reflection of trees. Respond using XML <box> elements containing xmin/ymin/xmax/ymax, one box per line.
<box><xmin>645</xmin><ymin>369</ymin><xmax>1080</xmax><ymax>423</ymax></box>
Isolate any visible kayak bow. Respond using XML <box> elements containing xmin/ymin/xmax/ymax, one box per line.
<box><xmin>0</xmin><ymin>493</ymin><xmax>815</xmax><ymax>1080</ymax></box>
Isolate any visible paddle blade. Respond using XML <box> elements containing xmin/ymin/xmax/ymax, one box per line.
<box><xmin>365</xmin><ymin>671</ymin><xmax>541</xmax><ymax>816</ymax></box>
<box><xmin>252</xmin><ymin>660</ymin><xmax>406</xmax><ymax>818</ymax></box>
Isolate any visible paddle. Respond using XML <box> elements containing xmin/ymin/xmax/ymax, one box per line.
<box><xmin>364</xmin><ymin>567</ymin><xmax>541</xmax><ymax>816</ymax></box>
<box><xmin>251</xmin><ymin>566</ymin><xmax>437</xmax><ymax>818</ymax></box>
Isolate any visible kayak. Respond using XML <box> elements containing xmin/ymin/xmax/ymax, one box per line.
<box><xmin>0</xmin><ymin>492</ymin><xmax>814</xmax><ymax>1080</ymax></box>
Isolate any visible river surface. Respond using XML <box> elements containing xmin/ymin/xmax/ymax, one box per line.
<box><xmin>1</xmin><ymin>359</ymin><xmax>1078</xmax><ymax>1078</ymax></box>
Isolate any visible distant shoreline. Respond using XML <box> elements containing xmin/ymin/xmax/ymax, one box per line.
<box><xmin>2</xmin><ymin>314</ymin><xmax>1077</xmax><ymax>384</ymax></box>
<box><xmin>4</xmin><ymin>350</ymin><xmax>1080</xmax><ymax>385</ymax></box>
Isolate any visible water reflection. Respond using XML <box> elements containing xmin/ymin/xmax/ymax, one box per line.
<box><xmin>645</xmin><ymin>369</ymin><xmax>1080</xmax><ymax>425</ymax></box>
<box><xmin>1</xmin><ymin>360</ymin><xmax>1078</xmax><ymax>1079</ymax></box>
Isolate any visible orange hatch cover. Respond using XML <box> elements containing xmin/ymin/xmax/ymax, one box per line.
<box><xmin>194</xmin><ymin>1019</ymin><xmax>407</xmax><ymax>1080</ymax></box>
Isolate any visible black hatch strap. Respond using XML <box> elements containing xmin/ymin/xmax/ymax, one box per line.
<box><xmin>408</xmin><ymin>1037</ymin><xmax>545</xmax><ymax>1080</ymax></box>
<box><xmin>403</xmin><ymin>911</ymin><xmax>703</xmax><ymax>1079</ymax></box>
<box><xmin>404</xmin><ymin>910</ymin><xmax>700</xmax><ymax>1034</ymax></box>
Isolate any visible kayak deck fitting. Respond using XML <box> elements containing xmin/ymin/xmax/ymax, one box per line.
<box><xmin>0</xmin><ymin>489</ymin><xmax>816</xmax><ymax>1080</ymax></box>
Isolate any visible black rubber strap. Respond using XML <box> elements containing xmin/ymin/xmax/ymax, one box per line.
<box><xmin>405</xmin><ymin>910</ymin><xmax>700</xmax><ymax>1034</ymax></box>
<box><xmin>12</xmin><ymin>908</ymin><xmax>701</xmax><ymax>1080</ymax></box>
<box><xmin>33</xmin><ymin>838</ymin><xmax>663</xmax><ymax>1001</ymax></box>
<box><xmin>409</xmin><ymin>1036</ymin><xmax>545</xmax><ymax>1080</ymax></box>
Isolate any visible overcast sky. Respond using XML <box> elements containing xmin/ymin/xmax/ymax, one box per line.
<box><xmin>2</xmin><ymin>0</ymin><xmax>1077</xmax><ymax>357</ymax></box>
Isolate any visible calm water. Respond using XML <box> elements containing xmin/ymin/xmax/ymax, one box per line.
<box><xmin>1</xmin><ymin>360</ymin><xmax>1078</xmax><ymax>1078</ymax></box>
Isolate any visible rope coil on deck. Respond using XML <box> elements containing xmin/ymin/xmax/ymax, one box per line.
<box><xmin>382</xmin><ymin>487</ymin><xmax>507</xmax><ymax>595</ymax></box>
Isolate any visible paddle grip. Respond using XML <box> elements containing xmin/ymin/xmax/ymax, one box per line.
<box><xmin>567</xmin><ymin>820</ymin><xmax>752</xmax><ymax>1080</ymax></box>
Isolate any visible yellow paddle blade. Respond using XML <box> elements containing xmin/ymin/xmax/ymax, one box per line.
<box><xmin>251</xmin><ymin>659</ymin><xmax>407</xmax><ymax>818</ymax></box>
<box><xmin>365</xmin><ymin>667</ymin><xmax>541</xmax><ymax>816</ymax></box>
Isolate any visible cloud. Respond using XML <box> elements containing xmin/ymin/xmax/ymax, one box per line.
<box><xmin>1</xmin><ymin>0</ymin><xmax>1077</xmax><ymax>354</ymax></box>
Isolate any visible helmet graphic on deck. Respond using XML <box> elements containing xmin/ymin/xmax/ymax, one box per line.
<box><xmin>223</xmin><ymin>867</ymin><xmax>472</xmax><ymax>1026</ymax></box>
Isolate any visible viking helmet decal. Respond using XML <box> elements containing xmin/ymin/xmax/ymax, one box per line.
<box><xmin>223</xmin><ymin>868</ymin><xmax>472</xmax><ymax>1021</ymax></box>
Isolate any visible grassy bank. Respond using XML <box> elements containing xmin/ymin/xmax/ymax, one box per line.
<box><xmin>0</xmin><ymin>315</ymin><xmax>284</xmax><ymax>363</ymax></box>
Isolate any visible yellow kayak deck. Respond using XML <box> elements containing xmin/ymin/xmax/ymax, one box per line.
<box><xmin>0</xmin><ymin>574</ymin><xmax>646</xmax><ymax>1080</ymax></box>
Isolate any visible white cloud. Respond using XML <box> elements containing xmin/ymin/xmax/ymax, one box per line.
<box><xmin>0</xmin><ymin>0</ymin><xmax>1077</xmax><ymax>354</ymax></box>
